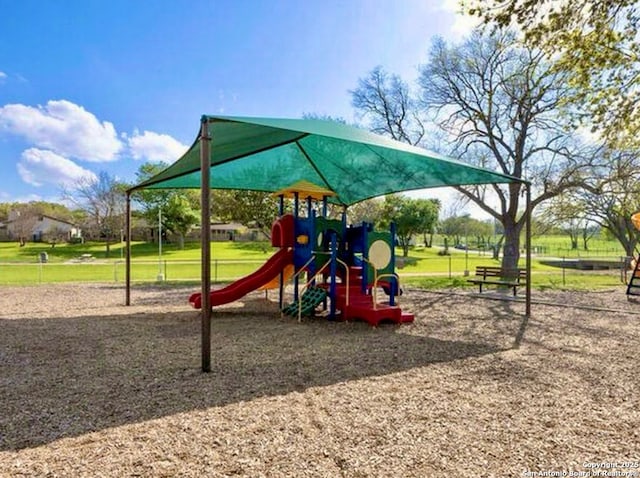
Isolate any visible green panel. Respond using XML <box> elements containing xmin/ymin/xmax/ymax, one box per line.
<box><xmin>313</xmin><ymin>217</ymin><xmax>344</xmax><ymax>271</ymax></box>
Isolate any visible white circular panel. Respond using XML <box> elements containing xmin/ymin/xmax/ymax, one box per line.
<box><xmin>368</xmin><ymin>240</ymin><xmax>392</xmax><ymax>270</ymax></box>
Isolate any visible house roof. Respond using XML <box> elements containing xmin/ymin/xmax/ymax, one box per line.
<box><xmin>4</xmin><ymin>213</ymin><xmax>77</xmax><ymax>227</ymax></box>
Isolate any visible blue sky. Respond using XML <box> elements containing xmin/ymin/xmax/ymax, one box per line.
<box><xmin>0</xmin><ymin>0</ymin><xmax>472</xmax><ymax>206</ymax></box>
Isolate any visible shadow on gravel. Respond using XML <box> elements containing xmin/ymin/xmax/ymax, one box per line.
<box><xmin>1</xmin><ymin>296</ymin><xmax>512</xmax><ymax>451</ymax></box>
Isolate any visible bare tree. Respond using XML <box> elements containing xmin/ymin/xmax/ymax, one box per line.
<box><xmin>62</xmin><ymin>172</ymin><xmax>127</xmax><ymax>257</ymax></box>
<box><xmin>47</xmin><ymin>226</ymin><xmax>70</xmax><ymax>248</ymax></box>
<box><xmin>541</xmin><ymin>193</ymin><xmax>598</xmax><ymax>250</ymax></box>
<box><xmin>562</xmin><ymin>150</ymin><xmax>640</xmax><ymax>257</ymax></box>
<box><xmin>351</xmin><ymin>66</ymin><xmax>426</xmax><ymax>146</ymax></box>
<box><xmin>353</xmin><ymin>30</ymin><xmax>594</xmax><ymax>272</ymax></box>
<box><xmin>419</xmin><ymin>30</ymin><xmax>594</xmax><ymax>271</ymax></box>
<box><xmin>10</xmin><ymin>208</ymin><xmax>38</xmax><ymax>246</ymax></box>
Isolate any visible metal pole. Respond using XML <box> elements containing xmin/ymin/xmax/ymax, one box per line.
<box><xmin>125</xmin><ymin>192</ymin><xmax>131</xmax><ymax>305</ymax></box>
<box><xmin>157</xmin><ymin>207</ymin><xmax>164</xmax><ymax>281</ymax></box>
<box><xmin>389</xmin><ymin>222</ymin><xmax>396</xmax><ymax>306</ymax></box>
<box><xmin>278</xmin><ymin>194</ymin><xmax>285</xmax><ymax>310</ymax></box>
<box><xmin>525</xmin><ymin>183</ymin><xmax>532</xmax><ymax>317</ymax></box>
<box><xmin>464</xmin><ymin>223</ymin><xmax>469</xmax><ymax>276</ymax></box>
<box><xmin>200</xmin><ymin>117</ymin><xmax>212</xmax><ymax>373</ymax></box>
<box><xmin>464</xmin><ymin>248</ymin><xmax>469</xmax><ymax>276</ymax></box>
<box><xmin>293</xmin><ymin>192</ymin><xmax>299</xmax><ymax>302</ymax></box>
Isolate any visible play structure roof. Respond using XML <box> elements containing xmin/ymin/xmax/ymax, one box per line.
<box><xmin>272</xmin><ymin>180</ymin><xmax>336</xmax><ymax>200</ymax></box>
<box><xmin>130</xmin><ymin>116</ymin><xmax>521</xmax><ymax>205</ymax></box>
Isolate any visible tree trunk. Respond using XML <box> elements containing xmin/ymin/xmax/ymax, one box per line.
<box><xmin>582</xmin><ymin>228</ymin><xmax>590</xmax><ymax>251</ymax></box>
<box><xmin>623</xmin><ymin>240</ymin><xmax>636</xmax><ymax>258</ymax></box>
<box><xmin>401</xmin><ymin>239</ymin><xmax>409</xmax><ymax>257</ymax></box>
<box><xmin>492</xmin><ymin>235</ymin><xmax>504</xmax><ymax>260</ymax></box>
<box><xmin>569</xmin><ymin>232</ymin><xmax>578</xmax><ymax>250</ymax></box>
<box><xmin>178</xmin><ymin>232</ymin><xmax>185</xmax><ymax>250</ymax></box>
<box><xmin>501</xmin><ymin>225</ymin><xmax>520</xmax><ymax>277</ymax></box>
<box><xmin>105</xmin><ymin>239</ymin><xmax>111</xmax><ymax>258</ymax></box>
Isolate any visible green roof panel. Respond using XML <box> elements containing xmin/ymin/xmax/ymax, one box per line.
<box><xmin>131</xmin><ymin>115</ymin><xmax>520</xmax><ymax>205</ymax></box>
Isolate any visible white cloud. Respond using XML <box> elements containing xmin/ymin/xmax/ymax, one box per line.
<box><xmin>439</xmin><ymin>0</ymin><xmax>482</xmax><ymax>39</ymax></box>
<box><xmin>127</xmin><ymin>129</ymin><xmax>188</xmax><ymax>163</ymax></box>
<box><xmin>0</xmin><ymin>71</ymin><xmax>7</xmax><ymax>81</ymax></box>
<box><xmin>575</xmin><ymin>125</ymin><xmax>603</xmax><ymax>145</ymax></box>
<box><xmin>0</xmin><ymin>100</ymin><xmax>123</xmax><ymax>162</ymax></box>
<box><xmin>0</xmin><ymin>191</ymin><xmax>43</xmax><ymax>203</ymax></box>
<box><xmin>17</xmin><ymin>148</ymin><xmax>97</xmax><ymax>188</ymax></box>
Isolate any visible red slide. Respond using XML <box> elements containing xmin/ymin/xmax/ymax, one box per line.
<box><xmin>189</xmin><ymin>248</ymin><xmax>293</xmax><ymax>309</ymax></box>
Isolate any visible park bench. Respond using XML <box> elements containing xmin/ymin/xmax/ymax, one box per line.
<box><xmin>467</xmin><ymin>266</ymin><xmax>527</xmax><ymax>296</ymax></box>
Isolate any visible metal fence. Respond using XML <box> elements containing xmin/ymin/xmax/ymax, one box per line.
<box><xmin>0</xmin><ymin>255</ymin><xmax>632</xmax><ymax>287</ymax></box>
<box><xmin>0</xmin><ymin>259</ymin><xmax>266</xmax><ymax>285</ymax></box>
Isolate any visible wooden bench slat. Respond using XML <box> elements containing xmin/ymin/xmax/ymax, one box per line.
<box><xmin>467</xmin><ymin>266</ymin><xmax>528</xmax><ymax>296</ymax></box>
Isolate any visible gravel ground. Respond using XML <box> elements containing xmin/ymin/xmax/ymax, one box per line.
<box><xmin>1</xmin><ymin>283</ymin><xmax>638</xmax><ymax>477</ymax></box>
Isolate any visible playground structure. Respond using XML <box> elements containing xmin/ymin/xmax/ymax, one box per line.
<box><xmin>189</xmin><ymin>181</ymin><xmax>414</xmax><ymax>326</ymax></box>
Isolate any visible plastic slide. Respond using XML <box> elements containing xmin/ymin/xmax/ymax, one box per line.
<box><xmin>258</xmin><ymin>263</ymin><xmax>294</xmax><ymax>291</ymax></box>
<box><xmin>189</xmin><ymin>248</ymin><xmax>293</xmax><ymax>309</ymax></box>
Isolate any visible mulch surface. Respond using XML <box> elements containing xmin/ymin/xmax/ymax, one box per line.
<box><xmin>1</xmin><ymin>283</ymin><xmax>638</xmax><ymax>477</ymax></box>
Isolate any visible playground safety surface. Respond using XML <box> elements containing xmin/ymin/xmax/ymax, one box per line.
<box><xmin>1</xmin><ymin>283</ymin><xmax>638</xmax><ymax>476</ymax></box>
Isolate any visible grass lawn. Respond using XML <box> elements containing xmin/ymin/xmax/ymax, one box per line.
<box><xmin>0</xmin><ymin>240</ymin><xmax>279</xmax><ymax>285</ymax></box>
<box><xmin>527</xmin><ymin>235</ymin><xmax>625</xmax><ymax>257</ymax></box>
<box><xmin>0</xmin><ymin>239</ymin><xmax>628</xmax><ymax>289</ymax></box>
<box><xmin>0</xmin><ymin>240</ymin><xmax>274</xmax><ymax>262</ymax></box>
<box><xmin>429</xmin><ymin>233</ymin><xmax>625</xmax><ymax>259</ymax></box>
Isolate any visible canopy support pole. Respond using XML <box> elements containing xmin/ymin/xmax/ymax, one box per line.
<box><xmin>125</xmin><ymin>191</ymin><xmax>131</xmax><ymax>306</ymax></box>
<box><xmin>525</xmin><ymin>182</ymin><xmax>532</xmax><ymax>317</ymax></box>
<box><xmin>278</xmin><ymin>194</ymin><xmax>284</xmax><ymax>310</ymax></box>
<box><xmin>200</xmin><ymin>117</ymin><xmax>212</xmax><ymax>373</ymax></box>
<box><xmin>293</xmin><ymin>192</ymin><xmax>299</xmax><ymax>303</ymax></box>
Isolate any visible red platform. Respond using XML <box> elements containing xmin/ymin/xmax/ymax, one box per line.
<box><xmin>322</xmin><ymin>274</ymin><xmax>414</xmax><ymax>327</ymax></box>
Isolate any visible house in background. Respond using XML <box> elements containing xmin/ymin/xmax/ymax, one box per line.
<box><xmin>185</xmin><ymin>222</ymin><xmax>263</xmax><ymax>242</ymax></box>
<box><xmin>211</xmin><ymin>222</ymin><xmax>246</xmax><ymax>242</ymax></box>
<box><xmin>0</xmin><ymin>211</ymin><xmax>82</xmax><ymax>243</ymax></box>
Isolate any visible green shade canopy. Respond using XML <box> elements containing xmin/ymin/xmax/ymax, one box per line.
<box><xmin>130</xmin><ymin>115</ymin><xmax>521</xmax><ymax>205</ymax></box>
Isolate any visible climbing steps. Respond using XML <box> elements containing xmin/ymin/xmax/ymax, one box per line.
<box><xmin>627</xmin><ymin>256</ymin><xmax>640</xmax><ymax>297</ymax></box>
<box><xmin>321</xmin><ymin>274</ymin><xmax>414</xmax><ymax>327</ymax></box>
<box><xmin>282</xmin><ymin>286</ymin><xmax>327</xmax><ymax>317</ymax></box>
